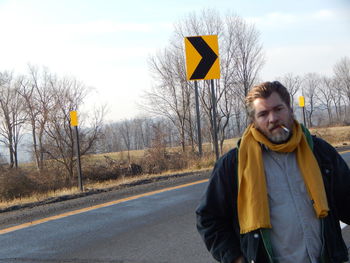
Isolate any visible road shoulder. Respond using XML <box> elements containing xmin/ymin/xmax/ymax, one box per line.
<box><xmin>0</xmin><ymin>170</ymin><xmax>210</xmax><ymax>230</ymax></box>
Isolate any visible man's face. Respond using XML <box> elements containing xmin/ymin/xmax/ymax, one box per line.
<box><xmin>252</xmin><ymin>92</ymin><xmax>294</xmax><ymax>144</ymax></box>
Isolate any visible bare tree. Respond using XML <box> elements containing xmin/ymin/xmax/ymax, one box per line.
<box><xmin>231</xmin><ymin>94</ymin><xmax>245</xmax><ymax>136</ymax></box>
<box><xmin>132</xmin><ymin>117</ymin><xmax>161</xmax><ymax>149</ymax></box>
<box><xmin>330</xmin><ymin>77</ymin><xmax>346</xmax><ymax>123</ymax></box>
<box><xmin>18</xmin><ymin>65</ymin><xmax>54</xmax><ymax>170</ymax></box>
<box><xmin>100</xmin><ymin>123</ymin><xmax>123</xmax><ymax>153</ymax></box>
<box><xmin>317</xmin><ymin>77</ymin><xmax>335</xmax><ymax>125</ymax></box>
<box><xmin>333</xmin><ymin>56</ymin><xmax>350</xmax><ymax>120</ymax></box>
<box><xmin>118</xmin><ymin>119</ymin><xmax>133</xmax><ymax>163</ymax></box>
<box><xmin>98</xmin><ymin>116</ymin><xmax>159</xmax><ymax>154</ymax></box>
<box><xmin>0</xmin><ymin>72</ymin><xmax>27</xmax><ymax>167</ymax></box>
<box><xmin>43</xmin><ymin>76</ymin><xmax>105</xmax><ymax>182</ymax></box>
<box><xmin>228</xmin><ymin>14</ymin><xmax>265</xmax><ymax>117</ymax></box>
<box><xmin>145</xmin><ymin>47</ymin><xmax>190</xmax><ymax>152</ymax></box>
<box><xmin>302</xmin><ymin>73</ymin><xmax>321</xmax><ymax>127</ymax></box>
<box><xmin>217</xmin><ymin>80</ymin><xmax>233</xmax><ymax>153</ymax></box>
<box><xmin>278</xmin><ymin>73</ymin><xmax>302</xmax><ymax>111</ymax></box>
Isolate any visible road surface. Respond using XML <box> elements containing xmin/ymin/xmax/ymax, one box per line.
<box><xmin>0</xmin><ymin>180</ymin><xmax>215</xmax><ymax>263</ymax></box>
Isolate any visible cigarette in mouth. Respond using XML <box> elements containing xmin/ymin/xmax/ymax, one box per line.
<box><xmin>280</xmin><ymin>125</ymin><xmax>289</xmax><ymax>133</ymax></box>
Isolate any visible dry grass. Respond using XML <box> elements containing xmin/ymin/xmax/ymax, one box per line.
<box><xmin>0</xmin><ymin>187</ymin><xmax>80</xmax><ymax>210</ymax></box>
<box><xmin>309</xmin><ymin>125</ymin><xmax>350</xmax><ymax>147</ymax></box>
<box><xmin>90</xmin><ymin>138</ymin><xmax>240</xmax><ymax>164</ymax></box>
<box><xmin>92</xmin><ymin>149</ymin><xmax>145</xmax><ymax>161</ymax></box>
<box><xmin>84</xmin><ymin>166</ymin><xmax>210</xmax><ymax>190</ymax></box>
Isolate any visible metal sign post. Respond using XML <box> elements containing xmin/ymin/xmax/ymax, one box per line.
<box><xmin>194</xmin><ymin>81</ymin><xmax>203</xmax><ymax>157</ymax></box>
<box><xmin>299</xmin><ymin>96</ymin><xmax>307</xmax><ymax>128</ymax></box>
<box><xmin>184</xmin><ymin>35</ymin><xmax>221</xmax><ymax>160</ymax></box>
<box><xmin>211</xmin><ymin>80</ymin><xmax>220</xmax><ymax>160</ymax></box>
<box><xmin>70</xmin><ymin>111</ymin><xmax>83</xmax><ymax>192</ymax></box>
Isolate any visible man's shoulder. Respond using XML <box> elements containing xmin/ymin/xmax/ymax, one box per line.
<box><xmin>212</xmin><ymin>148</ymin><xmax>238</xmax><ymax>176</ymax></box>
<box><xmin>312</xmin><ymin>135</ymin><xmax>335</xmax><ymax>151</ymax></box>
<box><xmin>219</xmin><ymin>147</ymin><xmax>238</xmax><ymax>164</ymax></box>
<box><xmin>312</xmin><ymin>135</ymin><xmax>338</xmax><ymax>160</ymax></box>
<box><xmin>210</xmin><ymin>148</ymin><xmax>238</xmax><ymax>187</ymax></box>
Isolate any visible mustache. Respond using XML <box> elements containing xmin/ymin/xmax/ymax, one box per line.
<box><xmin>268</xmin><ymin>124</ymin><xmax>290</xmax><ymax>133</ymax></box>
<box><xmin>268</xmin><ymin>124</ymin><xmax>281</xmax><ymax>130</ymax></box>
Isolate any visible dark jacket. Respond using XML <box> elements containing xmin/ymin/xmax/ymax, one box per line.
<box><xmin>196</xmin><ymin>136</ymin><xmax>350</xmax><ymax>263</ymax></box>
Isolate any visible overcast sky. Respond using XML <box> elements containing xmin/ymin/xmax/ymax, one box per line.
<box><xmin>0</xmin><ymin>0</ymin><xmax>349</xmax><ymax>122</ymax></box>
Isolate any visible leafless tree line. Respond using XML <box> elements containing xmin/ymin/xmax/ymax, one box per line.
<box><xmin>98</xmin><ymin>116</ymin><xmax>214</xmax><ymax>155</ymax></box>
<box><xmin>0</xmin><ymin>65</ymin><xmax>105</xmax><ymax>182</ymax></box>
<box><xmin>97</xmin><ymin>118</ymin><xmax>175</xmax><ymax>161</ymax></box>
<box><xmin>279</xmin><ymin>57</ymin><xmax>350</xmax><ymax>127</ymax></box>
<box><xmin>98</xmin><ymin>56</ymin><xmax>350</xmax><ymax>158</ymax></box>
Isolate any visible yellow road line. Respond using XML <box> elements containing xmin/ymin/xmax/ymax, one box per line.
<box><xmin>0</xmin><ymin>179</ymin><xmax>208</xmax><ymax>235</ymax></box>
<box><xmin>339</xmin><ymin>149</ymin><xmax>350</xmax><ymax>154</ymax></box>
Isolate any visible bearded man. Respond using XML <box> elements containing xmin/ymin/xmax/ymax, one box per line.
<box><xmin>196</xmin><ymin>81</ymin><xmax>350</xmax><ymax>263</ymax></box>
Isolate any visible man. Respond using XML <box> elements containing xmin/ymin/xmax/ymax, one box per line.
<box><xmin>196</xmin><ymin>81</ymin><xmax>350</xmax><ymax>263</ymax></box>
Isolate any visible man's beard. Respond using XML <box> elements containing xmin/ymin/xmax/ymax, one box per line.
<box><xmin>255</xmin><ymin>117</ymin><xmax>293</xmax><ymax>144</ymax></box>
<box><xmin>265</xmin><ymin>127</ymin><xmax>291</xmax><ymax>144</ymax></box>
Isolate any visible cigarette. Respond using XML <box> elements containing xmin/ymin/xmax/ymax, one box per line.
<box><xmin>280</xmin><ymin>125</ymin><xmax>289</xmax><ymax>133</ymax></box>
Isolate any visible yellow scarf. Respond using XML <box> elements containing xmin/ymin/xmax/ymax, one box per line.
<box><xmin>237</xmin><ymin>121</ymin><xmax>329</xmax><ymax>234</ymax></box>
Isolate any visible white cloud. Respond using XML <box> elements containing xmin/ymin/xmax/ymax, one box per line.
<box><xmin>247</xmin><ymin>12</ymin><xmax>298</xmax><ymax>27</ymax></box>
<box><xmin>69</xmin><ymin>21</ymin><xmax>153</xmax><ymax>34</ymax></box>
<box><xmin>311</xmin><ymin>9</ymin><xmax>335</xmax><ymax>20</ymax></box>
<box><xmin>246</xmin><ymin>8</ymin><xmax>339</xmax><ymax>29</ymax></box>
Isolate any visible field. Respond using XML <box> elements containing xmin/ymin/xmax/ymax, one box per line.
<box><xmin>1</xmin><ymin>125</ymin><xmax>349</xmax><ymax>210</ymax></box>
<box><xmin>309</xmin><ymin>126</ymin><xmax>350</xmax><ymax>147</ymax></box>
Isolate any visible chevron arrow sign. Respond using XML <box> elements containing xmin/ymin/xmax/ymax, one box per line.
<box><xmin>184</xmin><ymin>35</ymin><xmax>220</xmax><ymax>81</ymax></box>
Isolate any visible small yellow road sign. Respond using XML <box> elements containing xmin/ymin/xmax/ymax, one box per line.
<box><xmin>184</xmin><ymin>35</ymin><xmax>220</xmax><ymax>80</ymax></box>
<box><xmin>299</xmin><ymin>96</ymin><xmax>305</xmax><ymax>107</ymax></box>
<box><xmin>70</xmin><ymin>111</ymin><xmax>78</xmax><ymax>126</ymax></box>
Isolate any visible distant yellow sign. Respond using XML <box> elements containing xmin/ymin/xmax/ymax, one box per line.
<box><xmin>70</xmin><ymin>111</ymin><xmax>78</xmax><ymax>126</ymax></box>
<box><xmin>299</xmin><ymin>96</ymin><xmax>305</xmax><ymax>107</ymax></box>
<box><xmin>184</xmin><ymin>35</ymin><xmax>220</xmax><ymax>80</ymax></box>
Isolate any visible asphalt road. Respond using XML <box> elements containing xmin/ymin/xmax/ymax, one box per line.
<box><xmin>0</xmin><ymin>151</ymin><xmax>349</xmax><ymax>263</ymax></box>
<box><xmin>0</xmin><ymin>180</ymin><xmax>215</xmax><ymax>263</ymax></box>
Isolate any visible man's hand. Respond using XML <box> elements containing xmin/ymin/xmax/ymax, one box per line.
<box><xmin>232</xmin><ymin>256</ymin><xmax>244</xmax><ymax>263</ymax></box>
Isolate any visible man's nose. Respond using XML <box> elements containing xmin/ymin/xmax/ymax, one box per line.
<box><xmin>268</xmin><ymin>112</ymin><xmax>279</xmax><ymax>123</ymax></box>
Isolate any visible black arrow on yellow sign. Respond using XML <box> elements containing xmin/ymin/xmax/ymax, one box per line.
<box><xmin>187</xmin><ymin>36</ymin><xmax>218</xmax><ymax>80</ymax></box>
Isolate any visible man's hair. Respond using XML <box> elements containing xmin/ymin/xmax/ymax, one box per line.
<box><xmin>245</xmin><ymin>81</ymin><xmax>291</xmax><ymax>119</ymax></box>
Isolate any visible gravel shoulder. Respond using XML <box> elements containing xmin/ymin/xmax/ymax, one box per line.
<box><xmin>0</xmin><ymin>170</ymin><xmax>211</xmax><ymax>230</ymax></box>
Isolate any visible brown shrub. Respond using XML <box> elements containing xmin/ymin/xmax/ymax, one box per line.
<box><xmin>187</xmin><ymin>152</ymin><xmax>216</xmax><ymax>170</ymax></box>
<box><xmin>140</xmin><ymin>148</ymin><xmax>198</xmax><ymax>174</ymax></box>
<box><xmin>82</xmin><ymin>156</ymin><xmax>143</xmax><ymax>182</ymax></box>
<box><xmin>82</xmin><ymin>160</ymin><xmax>121</xmax><ymax>182</ymax></box>
<box><xmin>0</xmin><ymin>167</ymin><xmax>37</xmax><ymax>201</ymax></box>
